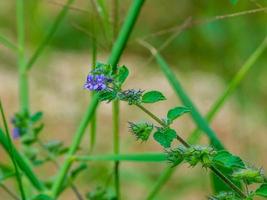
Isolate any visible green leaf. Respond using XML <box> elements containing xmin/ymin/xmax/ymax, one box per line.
<box><xmin>70</xmin><ymin>163</ymin><xmax>87</xmax><ymax>180</ymax></box>
<box><xmin>30</xmin><ymin>112</ymin><xmax>43</xmax><ymax>122</ymax></box>
<box><xmin>167</xmin><ymin>106</ymin><xmax>190</xmax><ymax>123</ymax></box>
<box><xmin>142</xmin><ymin>91</ymin><xmax>166</xmax><ymax>103</ymax></box>
<box><xmin>153</xmin><ymin>128</ymin><xmax>176</xmax><ymax>148</ymax></box>
<box><xmin>33</xmin><ymin>194</ymin><xmax>54</xmax><ymax>200</ymax></box>
<box><xmin>213</xmin><ymin>151</ymin><xmax>245</xmax><ymax>169</ymax></box>
<box><xmin>117</xmin><ymin>65</ymin><xmax>129</xmax><ymax>85</ymax></box>
<box><xmin>256</xmin><ymin>184</ymin><xmax>267</xmax><ymax>197</ymax></box>
<box><xmin>229</xmin><ymin>0</ymin><xmax>238</xmax><ymax>5</ymax></box>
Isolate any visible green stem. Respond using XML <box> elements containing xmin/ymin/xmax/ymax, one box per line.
<box><xmin>75</xmin><ymin>153</ymin><xmax>167</xmax><ymax>162</ymax></box>
<box><xmin>89</xmin><ymin>14</ymin><xmax>98</xmax><ymax>153</ymax></box>
<box><xmin>51</xmin><ymin>94</ymin><xmax>99</xmax><ymax>198</ymax></box>
<box><xmin>0</xmin><ymin>34</ymin><xmax>18</xmax><ymax>51</ymax></box>
<box><xmin>16</xmin><ymin>0</ymin><xmax>29</xmax><ymax>115</ymax></box>
<box><xmin>50</xmin><ymin>1</ymin><xmax>145</xmax><ymax>197</ymax></box>
<box><xmin>0</xmin><ymin>101</ymin><xmax>26</xmax><ymax>200</ymax></box>
<box><xmin>0</xmin><ymin>183</ymin><xmax>20</xmax><ymax>200</ymax></box>
<box><xmin>113</xmin><ymin>99</ymin><xmax>120</xmax><ymax>199</ymax></box>
<box><xmin>188</xmin><ymin>35</ymin><xmax>267</xmax><ymax>144</ymax></box>
<box><xmin>135</xmin><ymin>104</ymin><xmax>246</xmax><ymax>199</ymax></box>
<box><xmin>25</xmin><ymin>0</ymin><xmax>75</xmax><ymax>71</ymax></box>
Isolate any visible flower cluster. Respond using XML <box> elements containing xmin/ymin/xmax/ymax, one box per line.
<box><xmin>84</xmin><ymin>74</ymin><xmax>112</xmax><ymax>91</ymax></box>
<box><xmin>118</xmin><ymin>89</ymin><xmax>143</xmax><ymax>105</ymax></box>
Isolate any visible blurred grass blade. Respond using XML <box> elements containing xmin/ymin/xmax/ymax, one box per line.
<box><xmin>0</xmin><ymin>101</ymin><xmax>26</xmax><ymax>199</ymax></box>
<box><xmin>0</xmin><ymin>34</ymin><xmax>17</xmax><ymax>51</ymax></box>
<box><xmin>51</xmin><ymin>1</ymin><xmax>145</xmax><ymax>198</ymax></box>
<box><xmin>89</xmin><ymin>9</ymin><xmax>98</xmax><ymax>153</ymax></box>
<box><xmin>0</xmin><ymin>127</ymin><xmax>44</xmax><ymax>190</ymax></box>
<box><xmin>141</xmin><ymin>42</ymin><xmax>224</xmax><ymax>150</ymax></box>
<box><xmin>76</xmin><ymin>153</ymin><xmax>167</xmax><ymax>162</ymax></box>
<box><xmin>188</xmin><ymin>35</ymin><xmax>267</xmax><ymax>144</ymax></box>
<box><xmin>25</xmin><ymin>0</ymin><xmax>75</xmax><ymax>71</ymax></box>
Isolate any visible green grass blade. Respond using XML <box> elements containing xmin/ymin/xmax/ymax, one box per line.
<box><xmin>0</xmin><ymin>34</ymin><xmax>17</xmax><ymax>51</ymax></box>
<box><xmin>0</xmin><ymin>128</ymin><xmax>44</xmax><ymax>191</ymax></box>
<box><xmin>25</xmin><ymin>0</ymin><xmax>75</xmax><ymax>71</ymax></box>
<box><xmin>153</xmin><ymin>51</ymin><xmax>224</xmax><ymax>149</ymax></box>
<box><xmin>75</xmin><ymin>153</ymin><xmax>167</xmax><ymax>162</ymax></box>
<box><xmin>51</xmin><ymin>1</ymin><xmax>145</xmax><ymax>197</ymax></box>
<box><xmin>0</xmin><ymin>101</ymin><xmax>26</xmax><ymax>200</ymax></box>
<box><xmin>188</xmin><ymin>35</ymin><xmax>267</xmax><ymax>144</ymax></box>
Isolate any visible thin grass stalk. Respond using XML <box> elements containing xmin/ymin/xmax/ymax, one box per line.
<box><xmin>112</xmin><ymin>0</ymin><xmax>120</xmax><ymax>198</ymax></box>
<box><xmin>75</xmin><ymin>153</ymin><xmax>167</xmax><ymax>162</ymax></box>
<box><xmin>50</xmin><ymin>1</ymin><xmax>145</xmax><ymax>197</ymax></box>
<box><xmin>0</xmin><ymin>183</ymin><xmax>20</xmax><ymax>200</ymax></box>
<box><xmin>0</xmin><ymin>128</ymin><xmax>44</xmax><ymax>190</ymax></box>
<box><xmin>0</xmin><ymin>34</ymin><xmax>18</xmax><ymax>51</ymax></box>
<box><xmin>0</xmin><ymin>101</ymin><xmax>26</xmax><ymax>200</ymax></box>
<box><xmin>188</xmin><ymin>35</ymin><xmax>267</xmax><ymax>143</ymax></box>
<box><xmin>25</xmin><ymin>0</ymin><xmax>75</xmax><ymax>71</ymax></box>
<box><xmin>16</xmin><ymin>0</ymin><xmax>29</xmax><ymax>115</ymax></box>
<box><xmin>89</xmin><ymin>3</ymin><xmax>98</xmax><ymax>153</ymax></box>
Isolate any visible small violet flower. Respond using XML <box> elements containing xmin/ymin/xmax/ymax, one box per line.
<box><xmin>12</xmin><ymin>127</ymin><xmax>20</xmax><ymax>139</ymax></box>
<box><xmin>84</xmin><ymin>74</ymin><xmax>110</xmax><ymax>91</ymax></box>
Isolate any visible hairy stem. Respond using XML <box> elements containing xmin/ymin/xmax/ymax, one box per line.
<box><xmin>136</xmin><ymin>104</ymin><xmax>247</xmax><ymax>198</ymax></box>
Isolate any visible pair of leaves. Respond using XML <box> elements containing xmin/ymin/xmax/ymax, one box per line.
<box><xmin>153</xmin><ymin>128</ymin><xmax>176</xmax><ymax>148</ymax></box>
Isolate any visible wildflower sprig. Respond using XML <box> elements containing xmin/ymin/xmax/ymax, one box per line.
<box><xmin>84</xmin><ymin>63</ymin><xmax>267</xmax><ymax>199</ymax></box>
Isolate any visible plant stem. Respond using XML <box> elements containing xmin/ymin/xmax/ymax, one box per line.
<box><xmin>51</xmin><ymin>1</ymin><xmax>145</xmax><ymax>197</ymax></box>
<box><xmin>16</xmin><ymin>0</ymin><xmax>29</xmax><ymax>115</ymax></box>
<box><xmin>113</xmin><ymin>99</ymin><xmax>120</xmax><ymax>199</ymax></box>
<box><xmin>0</xmin><ymin>101</ymin><xmax>26</xmax><ymax>200</ymax></box>
<box><xmin>89</xmin><ymin>9</ymin><xmax>98</xmax><ymax>153</ymax></box>
<box><xmin>188</xmin><ymin>35</ymin><xmax>267</xmax><ymax>144</ymax></box>
<box><xmin>0</xmin><ymin>34</ymin><xmax>18</xmax><ymax>51</ymax></box>
<box><xmin>75</xmin><ymin>153</ymin><xmax>167</xmax><ymax>162</ymax></box>
<box><xmin>135</xmin><ymin>104</ymin><xmax>247</xmax><ymax>198</ymax></box>
<box><xmin>0</xmin><ymin>183</ymin><xmax>20</xmax><ymax>200</ymax></box>
<box><xmin>36</xmin><ymin>139</ymin><xmax>84</xmax><ymax>200</ymax></box>
<box><xmin>25</xmin><ymin>0</ymin><xmax>75</xmax><ymax>71</ymax></box>
<box><xmin>210</xmin><ymin>166</ymin><xmax>246</xmax><ymax>198</ymax></box>
<box><xmin>51</xmin><ymin>94</ymin><xmax>99</xmax><ymax>198</ymax></box>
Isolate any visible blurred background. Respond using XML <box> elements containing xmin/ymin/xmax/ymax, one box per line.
<box><xmin>0</xmin><ymin>0</ymin><xmax>267</xmax><ymax>199</ymax></box>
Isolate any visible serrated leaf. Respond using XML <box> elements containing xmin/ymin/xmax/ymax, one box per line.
<box><xmin>213</xmin><ymin>151</ymin><xmax>245</xmax><ymax>169</ymax></box>
<box><xmin>31</xmin><ymin>112</ymin><xmax>43</xmax><ymax>122</ymax></box>
<box><xmin>167</xmin><ymin>106</ymin><xmax>190</xmax><ymax>123</ymax></box>
<box><xmin>117</xmin><ymin>66</ymin><xmax>129</xmax><ymax>85</ymax></box>
<box><xmin>142</xmin><ymin>91</ymin><xmax>166</xmax><ymax>103</ymax></box>
<box><xmin>256</xmin><ymin>184</ymin><xmax>267</xmax><ymax>197</ymax></box>
<box><xmin>153</xmin><ymin>128</ymin><xmax>176</xmax><ymax>148</ymax></box>
<box><xmin>33</xmin><ymin>194</ymin><xmax>54</xmax><ymax>200</ymax></box>
<box><xmin>230</xmin><ymin>0</ymin><xmax>238</xmax><ymax>5</ymax></box>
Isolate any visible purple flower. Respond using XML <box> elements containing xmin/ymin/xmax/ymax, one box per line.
<box><xmin>84</xmin><ymin>74</ymin><xmax>110</xmax><ymax>91</ymax></box>
<box><xmin>12</xmin><ymin>128</ymin><xmax>20</xmax><ymax>139</ymax></box>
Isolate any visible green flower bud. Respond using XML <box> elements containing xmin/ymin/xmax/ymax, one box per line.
<box><xmin>128</xmin><ymin>122</ymin><xmax>153</xmax><ymax>142</ymax></box>
<box><xmin>232</xmin><ymin>167</ymin><xmax>265</xmax><ymax>184</ymax></box>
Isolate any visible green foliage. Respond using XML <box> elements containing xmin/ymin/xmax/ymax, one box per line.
<box><xmin>229</xmin><ymin>0</ymin><xmax>238</xmax><ymax>5</ymax></box>
<box><xmin>232</xmin><ymin>167</ymin><xmax>265</xmax><ymax>184</ymax></box>
<box><xmin>128</xmin><ymin>122</ymin><xmax>153</xmax><ymax>142</ymax></box>
<box><xmin>213</xmin><ymin>151</ymin><xmax>245</xmax><ymax>169</ymax></box>
<box><xmin>153</xmin><ymin>128</ymin><xmax>176</xmax><ymax>148</ymax></box>
<box><xmin>86</xmin><ymin>187</ymin><xmax>116</xmax><ymax>200</ymax></box>
<box><xmin>167</xmin><ymin>106</ymin><xmax>190</xmax><ymax>124</ymax></box>
<box><xmin>255</xmin><ymin>184</ymin><xmax>267</xmax><ymax>198</ymax></box>
<box><xmin>116</xmin><ymin>65</ymin><xmax>129</xmax><ymax>86</ymax></box>
<box><xmin>208</xmin><ymin>191</ymin><xmax>241</xmax><ymax>200</ymax></box>
<box><xmin>32</xmin><ymin>194</ymin><xmax>54</xmax><ymax>200</ymax></box>
<box><xmin>142</xmin><ymin>91</ymin><xmax>166</xmax><ymax>103</ymax></box>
